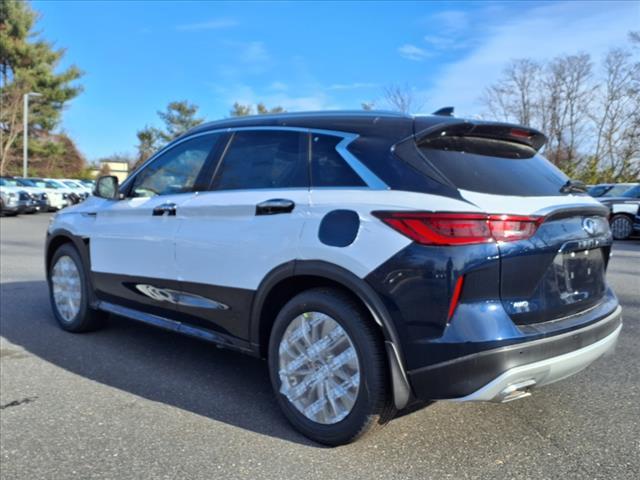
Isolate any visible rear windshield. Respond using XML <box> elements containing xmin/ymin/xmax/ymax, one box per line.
<box><xmin>418</xmin><ymin>137</ymin><xmax>568</xmax><ymax>196</ymax></box>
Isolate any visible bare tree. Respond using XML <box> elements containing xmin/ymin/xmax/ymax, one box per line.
<box><xmin>482</xmin><ymin>59</ymin><xmax>542</xmax><ymax>126</ymax></box>
<box><xmin>540</xmin><ymin>54</ymin><xmax>595</xmax><ymax>171</ymax></box>
<box><xmin>592</xmin><ymin>48</ymin><xmax>640</xmax><ymax>180</ymax></box>
<box><xmin>479</xmin><ymin>40</ymin><xmax>639</xmax><ymax>182</ymax></box>
<box><xmin>382</xmin><ymin>84</ymin><xmax>424</xmax><ymax>114</ymax></box>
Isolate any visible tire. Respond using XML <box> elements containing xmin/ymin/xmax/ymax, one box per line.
<box><xmin>610</xmin><ymin>214</ymin><xmax>633</xmax><ymax>240</ymax></box>
<box><xmin>268</xmin><ymin>288</ymin><xmax>395</xmax><ymax>445</ymax></box>
<box><xmin>48</xmin><ymin>243</ymin><xmax>106</xmax><ymax>332</ymax></box>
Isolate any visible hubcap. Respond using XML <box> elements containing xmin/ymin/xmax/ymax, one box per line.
<box><xmin>51</xmin><ymin>256</ymin><xmax>82</xmax><ymax>322</ymax></box>
<box><xmin>611</xmin><ymin>217</ymin><xmax>632</xmax><ymax>239</ymax></box>
<box><xmin>278</xmin><ymin>312</ymin><xmax>360</xmax><ymax>424</ymax></box>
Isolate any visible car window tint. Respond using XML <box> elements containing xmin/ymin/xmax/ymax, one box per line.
<box><xmin>311</xmin><ymin>134</ymin><xmax>366</xmax><ymax>187</ymax></box>
<box><xmin>132</xmin><ymin>134</ymin><xmax>219</xmax><ymax>197</ymax></box>
<box><xmin>212</xmin><ymin>130</ymin><xmax>307</xmax><ymax>190</ymax></box>
<box><xmin>419</xmin><ymin>138</ymin><xmax>568</xmax><ymax>196</ymax></box>
<box><xmin>622</xmin><ymin>185</ymin><xmax>640</xmax><ymax>198</ymax></box>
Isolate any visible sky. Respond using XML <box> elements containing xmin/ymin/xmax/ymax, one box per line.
<box><xmin>33</xmin><ymin>0</ymin><xmax>639</xmax><ymax>161</ymax></box>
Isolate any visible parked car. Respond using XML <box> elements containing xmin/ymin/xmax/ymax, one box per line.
<box><xmin>43</xmin><ymin>178</ymin><xmax>82</xmax><ymax>204</ymax></box>
<box><xmin>588</xmin><ymin>182</ymin><xmax>638</xmax><ymax>198</ymax></box>
<box><xmin>45</xmin><ymin>111</ymin><xmax>622</xmax><ymax>445</ymax></box>
<box><xmin>78</xmin><ymin>179</ymin><xmax>95</xmax><ymax>190</ymax></box>
<box><xmin>21</xmin><ymin>178</ymin><xmax>70</xmax><ymax>211</ymax></box>
<box><xmin>0</xmin><ymin>179</ymin><xmax>33</xmax><ymax>216</ymax></box>
<box><xmin>61</xmin><ymin>179</ymin><xmax>92</xmax><ymax>200</ymax></box>
<box><xmin>2</xmin><ymin>177</ymin><xmax>50</xmax><ymax>212</ymax></box>
<box><xmin>598</xmin><ymin>184</ymin><xmax>640</xmax><ymax>240</ymax></box>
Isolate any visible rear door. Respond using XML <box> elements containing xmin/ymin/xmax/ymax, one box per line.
<box><xmin>90</xmin><ymin>132</ymin><xmax>222</xmax><ymax>318</ymax></box>
<box><xmin>418</xmin><ymin>136</ymin><xmax>613</xmax><ymax>326</ymax></box>
<box><xmin>174</xmin><ymin>129</ymin><xmax>310</xmax><ymax>339</ymax></box>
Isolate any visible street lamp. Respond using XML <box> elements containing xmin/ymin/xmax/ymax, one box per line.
<box><xmin>23</xmin><ymin>92</ymin><xmax>43</xmax><ymax>178</ymax></box>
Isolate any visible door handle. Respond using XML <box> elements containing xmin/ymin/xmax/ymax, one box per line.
<box><xmin>152</xmin><ymin>202</ymin><xmax>177</xmax><ymax>216</ymax></box>
<box><xmin>255</xmin><ymin>198</ymin><xmax>295</xmax><ymax>216</ymax></box>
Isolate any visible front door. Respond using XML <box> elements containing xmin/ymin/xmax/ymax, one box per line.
<box><xmin>90</xmin><ymin>132</ymin><xmax>223</xmax><ymax>318</ymax></box>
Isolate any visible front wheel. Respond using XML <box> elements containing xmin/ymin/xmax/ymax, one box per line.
<box><xmin>48</xmin><ymin>243</ymin><xmax>106</xmax><ymax>332</ymax></box>
<box><xmin>610</xmin><ymin>214</ymin><xmax>633</xmax><ymax>240</ymax></box>
<box><xmin>268</xmin><ymin>288</ymin><xmax>394</xmax><ymax>445</ymax></box>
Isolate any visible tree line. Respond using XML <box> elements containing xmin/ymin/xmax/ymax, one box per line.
<box><xmin>0</xmin><ymin>0</ymin><xmax>86</xmax><ymax>177</ymax></box>
<box><xmin>480</xmin><ymin>33</ymin><xmax>639</xmax><ymax>183</ymax></box>
<box><xmin>131</xmin><ymin>101</ymin><xmax>285</xmax><ymax>168</ymax></box>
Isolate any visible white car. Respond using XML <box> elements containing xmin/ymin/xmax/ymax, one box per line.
<box><xmin>22</xmin><ymin>178</ymin><xmax>69</xmax><ymax>211</ymax></box>
<box><xmin>0</xmin><ymin>180</ymin><xmax>33</xmax><ymax>215</ymax></box>
<box><xmin>61</xmin><ymin>179</ymin><xmax>91</xmax><ymax>200</ymax></box>
<box><xmin>44</xmin><ymin>178</ymin><xmax>82</xmax><ymax>205</ymax></box>
<box><xmin>9</xmin><ymin>177</ymin><xmax>51</xmax><ymax>211</ymax></box>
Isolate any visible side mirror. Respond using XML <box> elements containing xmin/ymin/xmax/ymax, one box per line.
<box><xmin>94</xmin><ymin>175</ymin><xmax>119</xmax><ymax>199</ymax></box>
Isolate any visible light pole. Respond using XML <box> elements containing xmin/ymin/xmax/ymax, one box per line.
<box><xmin>23</xmin><ymin>92</ymin><xmax>43</xmax><ymax>178</ymax></box>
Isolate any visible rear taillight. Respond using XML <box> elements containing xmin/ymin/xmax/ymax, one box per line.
<box><xmin>373</xmin><ymin>212</ymin><xmax>543</xmax><ymax>246</ymax></box>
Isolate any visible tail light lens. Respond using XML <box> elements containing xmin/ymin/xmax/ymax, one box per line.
<box><xmin>373</xmin><ymin>212</ymin><xmax>543</xmax><ymax>245</ymax></box>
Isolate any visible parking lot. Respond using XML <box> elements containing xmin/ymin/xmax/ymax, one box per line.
<box><xmin>1</xmin><ymin>212</ymin><xmax>638</xmax><ymax>479</ymax></box>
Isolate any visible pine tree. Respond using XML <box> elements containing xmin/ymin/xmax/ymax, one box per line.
<box><xmin>0</xmin><ymin>0</ymin><xmax>84</xmax><ymax>175</ymax></box>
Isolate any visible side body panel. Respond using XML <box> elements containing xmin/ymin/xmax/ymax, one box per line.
<box><xmin>173</xmin><ymin>189</ymin><xmax>310</xmax><ymax>339</ymax></box>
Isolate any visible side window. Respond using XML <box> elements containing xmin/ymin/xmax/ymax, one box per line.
<box><xmin>212</xmin><ymin>130</ymin><xmax>307</xmax><ymax>190</ymax></box>
<box><xmin>131</xmin><ymin>134</ymin><xmax>219</xmax><ymax>197</ymax></box>
<box><xmin>311</xmin><ymin>134</ymin><xmax>366</xmax><ymax>187</ymax></box>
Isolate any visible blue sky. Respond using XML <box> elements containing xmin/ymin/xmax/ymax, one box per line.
<box><xmin>33</xmin><ymin>0</ymin><xmax>639</xmax><ymax>161</ymax></box>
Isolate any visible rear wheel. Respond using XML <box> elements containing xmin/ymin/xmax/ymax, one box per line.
<box><xmin>268</xmin><ymin>288</ymin><xmax>394</xmax><ymax>445</ymax></box>
<box><xmin>610</xmin><ymin>214</ymin><xmax>633</xmax><ymax>240</ymax></box>
<box><xmin>48</xmin><ymin>243</ymin><xmax>106</xmax><ymax>332</ymax></box>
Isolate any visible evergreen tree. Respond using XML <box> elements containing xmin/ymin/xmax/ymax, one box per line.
<box><xmin>157</xmin><ymin>100</ymin><xmax>203</xmax><ymax>142</ymax></box>
<box><xmin>0</xmin><ymin>0</ymin><xmax>84</xmax><ymax>175</ymax></box>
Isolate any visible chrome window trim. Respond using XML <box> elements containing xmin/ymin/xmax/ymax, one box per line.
<box><xmin>123</xmin><ymin>126</ymin><xmax>389</xmax><ymax>193</ymax></box>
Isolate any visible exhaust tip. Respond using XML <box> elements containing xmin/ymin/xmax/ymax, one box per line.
<box><xmin>499</xmin><ymin>379</ymin><xmax>536</xmax><ymax>403</ymax></box>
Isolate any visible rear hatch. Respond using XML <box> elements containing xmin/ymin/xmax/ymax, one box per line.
<box><xmin>413</xmin><ymin>120</ymin><xmax>613</xmax><ymax>325</ymax></box>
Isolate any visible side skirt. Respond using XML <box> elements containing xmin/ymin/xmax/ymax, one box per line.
<box><xmin>97</xmin><ymin>301</ymin><xmax>256</xmax><ymax>356</ymax></box>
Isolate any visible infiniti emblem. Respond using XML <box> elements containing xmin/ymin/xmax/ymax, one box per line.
<box><xmin>582</xmin><ymin>217</ymin><xmax>600</xmax><ymax>236</ymax></box>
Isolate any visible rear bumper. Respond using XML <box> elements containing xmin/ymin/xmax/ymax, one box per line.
<box><xmin>407</xmin><ymin>305</ymin><xmax>622</xmax><ymax>401</ymax></box>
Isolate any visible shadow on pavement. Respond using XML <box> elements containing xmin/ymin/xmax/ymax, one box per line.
<box><xmin>0</xmin><ymin>280</ymin><xmax>320</xmax><ymax>447</ymax></box>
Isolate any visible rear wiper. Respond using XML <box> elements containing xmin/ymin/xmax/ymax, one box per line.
<box><xmin>559</xmin><ymin>179</ymin><xmax>587</xmax><ymax>194</ymax></box>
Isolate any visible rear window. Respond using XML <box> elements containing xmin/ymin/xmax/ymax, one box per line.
<box><xmin>418</xmin><ymin>137</ymin><xmax>568</xmax><ymax>196</ymax></box>
<box><xmin>311</xmin><ymin>134</ymin><xmax>366</xmax><ymax>187</ymax></box>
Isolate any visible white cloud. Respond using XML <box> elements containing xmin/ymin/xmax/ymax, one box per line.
<box><xmin>217</xmin><ymin>41</ymin><xmax>272</xmax><ymax>76</ymax></box>
<box><xmin>426</xmin><ymin>10</ymin><xmax>470</xmax><ymax>34</ymax></box>
<box><xmin>328</xmin><ymin>82</ymin><xmax>379</xmax><ymax>90</ymax></box>
<box><xmin>175</xmin><ymin>19</ymin><xmax>238</xmax><ymax>31</ymax></box>
<box><xmin>398</xmin><ymin>44</ymin><xmax>431</xmax><ymax>61</ymax></box>
<box><xmin>424</xmin><ymin>1</ymin><xmax>639</xmax><ymax>117</ymax></box>
<box><xmin>269</xmin><ymin>81</ymin><xmax>288</xmax><ymax>91</ymax></box>
<box><xmin>211</xmin><ymin>83</ymin><xmax>339</xmax><ymax>113</ymax></box>
<box><xmin>239</xmin><ymin>41</ymin><xmax>270</xmax><ymax>64</ymax></box>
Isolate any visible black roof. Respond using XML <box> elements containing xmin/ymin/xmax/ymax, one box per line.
<box><xmin>188</xmin><ymin>110</ymin><xmax>443</xmax><ymax>139</ymax></box>
<box><xmin>187</xmin><ymin>110</ymin><xmax>546</xmax><ymax>150</ymax></box>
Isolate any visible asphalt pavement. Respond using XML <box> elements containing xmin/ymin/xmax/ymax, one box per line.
<box><xmin>1</xmin><ymin>213</ymin><xmax>638</xmax><ymax>480</ymax></box>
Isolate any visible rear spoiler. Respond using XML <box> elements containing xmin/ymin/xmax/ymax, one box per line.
<box><xmin>416</xmin><ymin>120</ymin><xmax>547</xmax><ymax>152</ymax></box>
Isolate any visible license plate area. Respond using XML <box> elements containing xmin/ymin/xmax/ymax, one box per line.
<box><xmin>554</xmin><ymin>248</ymin><xmax>606</xmax><ymax>305</ymax></box>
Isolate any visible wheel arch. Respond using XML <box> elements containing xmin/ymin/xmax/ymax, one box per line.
<box><xmin>46</xmin><ymin>229</ymin><xmax>98</xmax><ymax>307</ymax></box>
<box><xmin>250</xmin><ymin>260</ymin><xmax>412</xmax><ymax>409</ymax></box>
